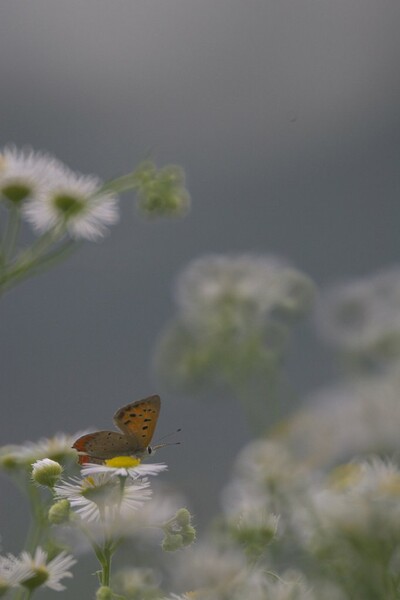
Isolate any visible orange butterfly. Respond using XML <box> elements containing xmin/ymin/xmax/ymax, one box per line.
<box><xmin>73</xmin><ymin>395</ymin><xmax>161</xmax><ymax>465</ymax></box>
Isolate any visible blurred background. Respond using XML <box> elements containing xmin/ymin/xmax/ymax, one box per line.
<box><xmin>0</xmin><ymin>0</ymin><xmax>399</xmax><ymax>592</ymax></box>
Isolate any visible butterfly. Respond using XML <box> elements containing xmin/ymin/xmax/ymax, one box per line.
<box><xmin>73</xmin><ymin>394</ymin><xmax>161</xmax><ymax>465</ymax></box>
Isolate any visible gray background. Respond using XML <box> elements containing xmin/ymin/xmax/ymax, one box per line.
<box><xmin>0</xmin><ymin>0</ymin><xmax>399</xmax><ymax>591</ymax></box>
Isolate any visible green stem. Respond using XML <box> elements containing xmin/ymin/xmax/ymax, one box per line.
<box><xmin>102</xmin><ymin>545</ymin><xmax>112</xmax><ymax>587</ymax></box>
<box><xmin>1</xmin><ymin>204</ymin><xmax>21</xmax><ymax>261</ymax></box>
<box><xmin>93</xmin><ymin>539</ymin><xmax>114</xmax><ymax>587</ymax></box>
<box><xmin>99</xmin><ymin>173</ymin><xmax>139</xmax><ymax>195</ymax></box>
<box><xmin>1</xmin><ymin>239</ymin><xmax>79</xmax><ymax>292</ymax></box>
<box><xmin>0</xmin><ymin>227</ymin><xmax>70</xmax><ymax>292</ymax></box>
<box><xmin>13</xmin><ymin>588</ymin><xmax>30</xmax><ymax>600</ymax></box>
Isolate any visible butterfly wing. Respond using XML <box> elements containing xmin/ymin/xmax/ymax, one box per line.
<box><xmin>72</xmin><ymin>430</ymin><xmax>140</xmax><ymax>464</ymax></box>
<box><xmin>113</xmin><ymin>394</ymin><xmax>161</xmax><ymax>451</ymax></box>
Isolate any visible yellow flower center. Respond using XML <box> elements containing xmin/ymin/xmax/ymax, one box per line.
<box><xmin>105</xmin><ymin>456</ymin><xmax>141</xmax><ymax>468</ymax></box>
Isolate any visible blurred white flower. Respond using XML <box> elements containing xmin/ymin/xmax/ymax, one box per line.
<box><xmin>0</xmin><ymin>432</ymin><xmax>85</xmax><ymax>468</ymax></box>
<box><xmin>155</xmin><ymin>254</ymin><xmax>314</xmax><ymax>405</ymax></box>
<box><xmin>222</xmin><ymin>439</ymin><xmax>310</xmax><ymax>546</ymax></box>
<box><xmin>294</xmin><ymin>457</ymin><xmax>400</xmax><ymax>591</ymax></box>
<box><xmin>8</xmin><ymin>548</ymin><xmax>76</xmax><ymax>592</ymax></box>
<box><xmin>173</xmin><ymin>542</ymin><xmax>247</xmax><ymax>592</ymax></box>
<box><xmin>0</xmin><ymin>145</ymin><xmax>66</xmax><ymax>205</ymax></box>
<box><xmin>276</xmin><ymin>364</ymin><xmax>400</xmax><ymax>468</ymax></box>
<box><xmin>173</xmin><ymin>543</ymin><xmax>314</xmax><ymax>600</ymax></box>
<box><xmin>0</xmin><ymin>553</ymin><xmax>33</xmax><ymax>594</ymax></box>
<box><xmin>113</xmin><ymin>566</ymin><xmax>162</xmax><ymax>600</ymax></box>
<box><xmin>316</xmin><ymin>267</ymin><xmax>400</xmax><ymax>363</ymax></box>
<box><xmin>23</xmin><ymin>168</ymin><xmax>119</xmax><ymax>240</ymax></box>
<box><xmin>176</xmin><ymin>254</ymin><xmax>314</xmax><ymax>327</ymax></box>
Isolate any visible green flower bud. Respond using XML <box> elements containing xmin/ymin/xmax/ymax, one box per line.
<box><xmin>162</xmin><ymin>533</ymin><xmax>184</xmax><ymax>552</ymax></box>
<box><xmin>96</xmin><ymin>586</ymin><xmax>114</xmax><ymax>600</ymax></box>
<box><xmin>0</xmin><ymin>452</ymin><xmax>20</xmax><ymax>471</ymax></box>
<box><xmin>32</xmin><ymin>458</ymin><xmax>63</xmax><ymax>488</ymax></box>
<box><xmin>181</xmin><ymin>525</ymin><xmax>196</xmax><ymax>546</ymax></box>
<box><xmin>175</xmin><ymin>508</ymin><xmax>191</xmax><ymax>527</ymax></box>
<box><xmin>48</xmin><ymin>499</ymin><xmax>71</xmax><ymax>525</ymax></box>
<box><xmin>133</xmin><ymin>161</ymin><xmax>190</xmax><ymax>218</ymax></box>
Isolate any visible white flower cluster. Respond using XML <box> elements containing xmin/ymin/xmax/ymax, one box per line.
<box><xmin>176</xmin><ymin>254</ymin><xmax>315</xmax><ymax>328</ymax></box>
<box><xmin>220</xmin><ymin>439</ymin><xmax>311</xmax><ymax>567</ymax></box>
<box><xmin>276</xmin><ymin>363</ymin><xmax>400</xmax><ymax>468</ymax></box>
<box><xmin>0</xmin><ymin>146</ymin><xmax>118</xmax><ymax>240</ymax></box>
<box><xmin>293</xmin><ymin>457</ymin><xmax>400</xmax><ymax>595</ymax></box>
<box><xmin>155</xmin><ymin>254</ymin><xmax>314</xmax><ymax>396</ymax></box>
<box><xmin>173</xmin><ymin>543</ymin><xmax>315</xmax><ymax>600</ymax></box>
<box><xmin>216</xmin><ymin>429</ymin><xmax>400</xmax><ymax>599</ymax></box>
<box><xmin>316</xmin><ymin>267</ymin><xmax>400</xmax><ymax>365</ymax></box>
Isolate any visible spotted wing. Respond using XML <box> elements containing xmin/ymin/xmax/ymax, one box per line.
<box><xmin>113</xmin><ymin>395</ymin><xmax>161</xmax><ymax>451</ymax></box>
<box><xmin>72</xmin><ymin>430</ymin><xmax>140</xmax><ymax>464</ymax></box>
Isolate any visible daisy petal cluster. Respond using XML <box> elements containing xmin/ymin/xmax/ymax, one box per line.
<box><xmin>23</xmin><ymin>169</ymin><xmax>119</xmax><ymax>241</ymax></box>
<box><xmin>0</xmin><ymin>553</ymin><xmax>33</xmax><ymax>595</ymax></box>
<box><xmin>82</xmin><ymin>457</ymin><xmax>168</xmax><ymax>479</ymax></box>
<box><xmin>0</xmin><ymin>548</ymin><xmax>75</xmax><ymax>593</ymax></box>
<box><xmin>0</xmin><ymin>145</ymin><xmax>119</xmax><ymax>241</ymax></box>
<box><xmin>54</xmin><ymin>472</ymin><xmax>152</xmax><ymax>526</ymax></box>
<box><xmin>0</xmin><ymin>146</ymin><xmax>65</xmax><ymax>205</ymax></box>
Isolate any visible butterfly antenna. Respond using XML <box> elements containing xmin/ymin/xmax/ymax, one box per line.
<box><xmin>154</xmin><ymin>428</ymin><xmax>182</xmax><ymax>444</ymax></box>
<box><xmin>152</xmin><ymin>428</ymin><xmax>182</xmax><ymax>451</ymax></box>
<box><xmin>152</xmin><ymin>441</ymin><xmax>181</xmax><ymax>451</ymax></box>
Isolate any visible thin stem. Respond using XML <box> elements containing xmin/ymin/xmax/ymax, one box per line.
<box><xmin>99</xmin><ymin>173</ymin><xmax>138</xmax><ymax>195</ymax></box>
<box><xmin>1</xmin><ymin>204</ymin><xmax>21</xmax><ymax>261</ymax></box>
<box><xmin>13</xmin><ymin>588</ymin><xmax>30</xmax><ymax>600</ymax></box>
<box><xmin>0</xmin><ymin>239</ymin><xmax>78</xmax><ymax>292</ymax></box>
<box><xmin>0</xmin><ymin>226</ymin><xmax>68</xmax><ymax>292</ymax></box>
<box><xmin>102</xmin><ymin>544</ymin><xmax>112</xmax><ymax>587</ymax></box>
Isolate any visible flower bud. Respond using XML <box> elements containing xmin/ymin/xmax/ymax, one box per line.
<box><xmin>32</xmin><ymin>458</ymin><xmax>63</xmax><ymax>487</ymax></box>
<box><xmin>162</xmin><ymin>533</ymin><xmax>184</xmax><ymax>552</ymax></box>
<box><xmin>48</xmin><ymin>499</ymin><xmax>71</xmax><ymax>525</ymax></box>
<box><xmin>96</xmin><ymin>586</ymin><xmax>113</xmax><ymax>600</ymax></box>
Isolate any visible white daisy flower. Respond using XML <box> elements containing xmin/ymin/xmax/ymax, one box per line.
<box><xmin>0</xmin><ymin>553</ymin><xmax>34</xmax><ymax>593</ymax></box>
<box><xmin>81</xmin><ymin>456</ymin><xmax>168</xmax><ymax>480</ymax></box>
<box><xmin>17</xmin><ymin>547</ymin><xmax>76</xmax><ymax>592</ymax></box>
<box><xmin>23</xmin><ymin>168</ymin><xmax>119</xmax><ymax>240</ymax></box>
<box><xmin>54</xmin><ymin>473</ymin><xmax>152</xmax><ymax>524</ymax></box>
<box><xmin>4</xmin><ymin>548</ymin><xmax>76</xmax><ymax>592</ymax></box>
<box><xmin>0</xmin><ymin>145</ymin><xmax>66</xmax><ymax>205</ymax></box>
